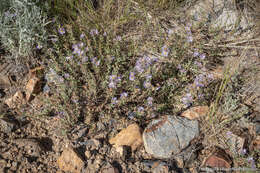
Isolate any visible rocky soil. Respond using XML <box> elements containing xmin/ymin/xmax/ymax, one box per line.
<box><xmin>0</xmin><ymin>0</ymin><xmax>260</xmax><ymax>172</ymax></box>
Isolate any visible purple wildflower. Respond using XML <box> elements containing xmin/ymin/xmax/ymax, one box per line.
<box><xmin>226</xmin><ymin>131</ymin><xmax>232</xmax><ymax>137</ymax></box>
<box><xmin>91</xmin><ymin>57</ymin><xmax>100</xmax><ymax>66</ymax></box>
<box><xmin>111</xmin><ymin>97</ymin><xmax>118</xmax><ymax>105</ymax></box>
<box><xmin>247</xmin><ymin>157</ymin><xmax>256</xmax><ymax>169</ymax></box>
<box><xmin>120</xmin><ymin>92</ymin><xmax>128</xmax><ymax>99</ymax></box>
<box><xmin>193</xmin><ymin>51</ymin><xmax>200</xmax><ymax>57</ymax></box>
<box><xmin>181</xmin><ymin>93</ymin><xmax>193</xmax><ymax>107</ymax></box>
<box><xmin>36</xmin><ymin>44</ymin><xmax>42</xmax><ymax>49</ymax></box>
<box><xmin>194</xmin><ymin>74</ymin><xmax>205</xmax><ymax>87</ymax></box>
<box><xmin>200</xmin><ymin>53</ymin><xmax>206</xmax><ymax>60</ymax></box>
<box><xmin>129</xmin><ymin>72</ymin><xmax>135</xmax><ymax>81</ymax></box>
<box><xmin>240</xmin><ymin>148</ymin><xmax>247</xmax><ymax>155</ymax></box>
<box><xmin>80</xmin><ymin>33</ymin><xmax>85</xmax><ymax>39</ymax></box>
<box><xmin>51</xmin><ymin>38</ymin><xmax>58</xmax><ymax>43</ymax></box>
<box><xmin>109</xmin><ymin>82</ymin><xmax>116</xmax><ymax>88</ymax></box>
<box><xmin>135</xmin><ymin>64</ymin><xmax>144</xmax><ymax>73</ymax></box>
<box><xmin>58</xmin><ymin>27</ymin><xmax>65</xmax><ymax>35</ymax></box>
<box><xmin>64</xmin><ymin>73</ymin><xmax>70</xmax><ymax>78</ymax></box>
<box><xmin>161</xmin><ymin>45</ymin><xmax>170</xmax><ymax>57</ymax></box>
<box><xmin>138</xmin><ymin>106</ymin><xmax>145</xmax><ymax>113</ymax></box>
<box><xmin>143</xmin><ymin>80</ymin><xmax>151</xmax><ymax>88</ymax></box>
<box><xmin>194</xmin><ymin>61</ymin><xmax>202</xmax><ymax>68</ymax></box>
<box><xmin>147</xmin><ymin>97</ymin><xmax>153</xmax><ymax>106</ymax></box>
<box><xmin>103</xmin><ymin>32</ymin><xmax>107</xmax><ymax>36</ymax></box>
<box><xmin>187</xmin><ymin>36</ymin><xmax>193</xmax><ymax>43</ymax></box>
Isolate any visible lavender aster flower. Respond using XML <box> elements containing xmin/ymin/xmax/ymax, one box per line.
<box><xmin>80</xmin><ymin>33</ymin><xmax>85</xmax><ymax>39</ymax></box>
<box><xmin>143</xmin><ymin>80</ymin><xmax>151</xmax><ymax>88</ymax></box>
<box><xmin>193</xmin><ymin>51</ymin><xmax>199</xmax><ymax>57</ymax></box>
<box><xmin>120</xmin><ymin>92</ymin><xmax>128</xmax><ymax>99</ymax></box>
<box><xmin>181</xmin><ymin>93</ymin><xmax>193</xmax><ymax>106</ymax></box>
<box><xmin>187</xmin><ymin>36</ymin><xmax>193</xmax><ymax>43</ymax></box>
<box><xmin>161</xmin><ymin>45</ymin><xmax>170</xmax><ymax>57</ymax></box>
<box><xmin>58</xmin><ymin>27</ymin><xmax>65</xmax><ymax>35</ymax></box>
<box><xmin>200</xmin><ymin>53</ymin><xmax>206</xmax><ymax>60</ymax></box>
<box><xmin>129</xmin><ymin>72</ymin><xmax>135</xmax><ymax>81</ymax></box>
<box><xmin>111</xmin><ymin>97</ymin><xmax>118</xmax><ymax>105</ymax></box>
<box><xmin>36</xmin><ymin>44</ymin><xmax>42</xmax><ymax>49</ymax></box>
<box><xmin>147</xmin><ymin>97</ymin><xmax>153</xmax><ymax>106</ymax></box>
<box><xmin>138</xmin><ymin>106</ymin><xmax>145</xmax><ymax>113</ymax></box>
<box><xmin>109</xmin><ymin>82</ymin><xmax>116</xmax><ymax>88</ymax></box>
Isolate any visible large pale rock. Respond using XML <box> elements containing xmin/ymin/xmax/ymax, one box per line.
<box><xmin>109</xmin><ymin>123</ymin><xmax>143</xmax><ymax>151</ymax></box>
<box><xmin>57</xmin><ymin>147</ymin><xmax>84</xmax><ymax>173</ymax></box>
<box><xmin>143</xmin><ymin>115</ymin><xmax>199</xmax><ymax>158</ymax></box>
<box><xmin>186</xmin><ymin>0</ymin><xmax>254</xmax><ymax>32</ymax></box>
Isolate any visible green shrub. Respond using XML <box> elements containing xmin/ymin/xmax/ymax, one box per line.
<box><xmin>0</xmin><ymin>0</ymin><xmax>50</xmax><ymax>62</ymax></box>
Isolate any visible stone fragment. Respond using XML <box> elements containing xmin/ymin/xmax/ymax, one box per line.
<box><xmin>25</xmin><ymin>77</ymin><xmax>41</xmax><ymax>101</ymax></box>
<box><xmin>13</xmin><ymin>138</ymin><xmax>42</xmax><ymax>157</ymax></box>
<box><xmin>152</xmin><ymin>161</ymin><xmax>169</xmax><ymax>173</ymax></box>
<box><xmin>250</xmin><ymin>136</ymin><xmax>260</xmax><ymax>151</ymax></box>
<box><xmin>101</xmin><ymin>163</ymin><xmax>119</xmax><ymax>173</ymax></box>
<box><xmin>109</xmin><ymin>123</ymin><xmax>143</xmax><ymax>151</ymax></box>
<box><xmin>225</xmin><ymin>132</ymin><xmax>245</xmax><ymax>155</ymax></box>
<box><xmin>4</xmin><ymin>91</ymin><xmax>26</xmax><ymax>108</ymax></box>
<box><xmin>203</xmin><ymin>147</ymin><xmax>232</xmax><ymax>168</ymax></box>
<box><xmin>0</xmin><ymin>118</ymin><xmax>15</xmax><ymax>133</ymax></box>
<box><xmin>0</xmin><ymin>75</ymin><xmax>11</xmax><ymax>89</ymax></box>
<box><xmin>181</xmin><ymin>106</ymin><xmax>209</xmax><ymax>120</ymax></box>
<box><xmin>57</xmin><ymin>147</ymin><xmax>84</xmax><ymax>173</ymax></box>
<box><xmin>143</xmin><ymin>115</ymin><xmax>199</xmax><ymax>158</ymax></box>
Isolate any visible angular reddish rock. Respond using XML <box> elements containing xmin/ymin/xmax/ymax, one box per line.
<box><xmin>109</xmin><ymin>123</ymin><xmax>143</xmax><ymax>151</ymax></box>
<box><xmin>203</xmin><ymin>147</ymin><xmax>232</xmax><ymax>168</ymax></box>
<box><xmin>57</xmin><ymin>147</ymin><xmax>84</xmax><ymax>173</ymax></box>
<box><xmin>181</xmin><ymin>106</ymin><xmax>209</xmax><ymax>120</ymax></box>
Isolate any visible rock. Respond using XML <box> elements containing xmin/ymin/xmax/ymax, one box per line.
<box><xmin>181</xmin><ymin>106</ymin><xmax>209</xmax><ymax>120</ymax></box>
<box><xmin>143</xmin><ymin>115</ymin><xmax>199</xmax><ymax>158</ymax></box>
<box><xmin>101</xmin><ymin>163</ymin><xmax>119</xmax><ymax>173</ymax></box>
<box><xmin>4</xmin><ymin>90</ymin><xmax>26</xmax><ymax>108</ymax></box>
<box><xmin>152</xmin><ymin>161</ymin><xmax>169</xmax><ymax>173</ymax></box>
<box><xmin>13</xmin><ymin>138</ymin><xmax>42</xmax><ymax>157</ymax></box>
<box><xmin>25</xmin><ymin>77</ymin><xmax>41</xmax><ymax>101</ymax></box>
<box><xmin>0</xmin><ymin>75</ymin><xmax>11</xmax><ymax>89</ymax></box>
<box><xmin>109</xmin><ymin>123</ymin><xmax>143</xmax><ymax>151</ymax></box>
<box><xmin>84</xmin><ymin>139</ymin><xmax>101</xmax><ymax>150</ymax></box>
<box><xmin>0</xmin><ymin>118</ymin><xmax>15</xmax><ymax>133</ymax></box>
<box><xmin>57</xmin><ymin>147</ymin><xmax>85</xmax><ymax>173</ymax></box>
<box><xmin>203</xmin><ymin>147</ymin><xmax>232</xmax><ymax>168</ymax></box>
<box><xmin>225</xmin><ymin>132</ymin><xmax>245</xmax><ymax>155</ymax></box>
<box><xmin>250</xmin><ymin>136</ymin><xmax>260</xmax><ymax>151</ymax></box>
<box><xmin>186</xmin><ymin>0</ymin><xmax>254</xmax><ymax>32</ymax></box>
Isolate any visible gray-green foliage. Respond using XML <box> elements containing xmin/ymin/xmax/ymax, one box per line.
<box><xmin>0</xmin><ymin>0</ymin><xmax>49</xmax><ymax>61</ymax></box>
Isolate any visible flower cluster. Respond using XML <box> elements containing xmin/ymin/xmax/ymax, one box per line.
<box><xmin>147</xmin><ymin>97</ymin><xmax>153</xmax><ymax>106</ymax></box>
<box><xmin>185</xmin><ymin>24</ymin><xmax>193</xmax><ymax>43</ymax></box>
<box><xmin>181</xmin><ymin>93</ymin><xmax>193</xmax><ymax>107</ymax></box>
<box><xmin>90</xmin><ymin>28</ymin><xmax>99</xmax><ymax>36</ymax></box>
<box><xmin>134</xmin><ymin>55</ymin><xmax>158</xmax><ymax>73</ymax></box>
<box><xmin>161</xmin><ymin>45</ymin><xmax>170</xmax><ymax>57</ymax></box>
<box><xmin>108</xmin><ymin>75</ymin><xmax>121</xmax><ymax>89</ymax></box>
<box><xmin>143</xmin><ymin>74</ymin><xmax>152</xmax><ymax>89</ymax></box>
